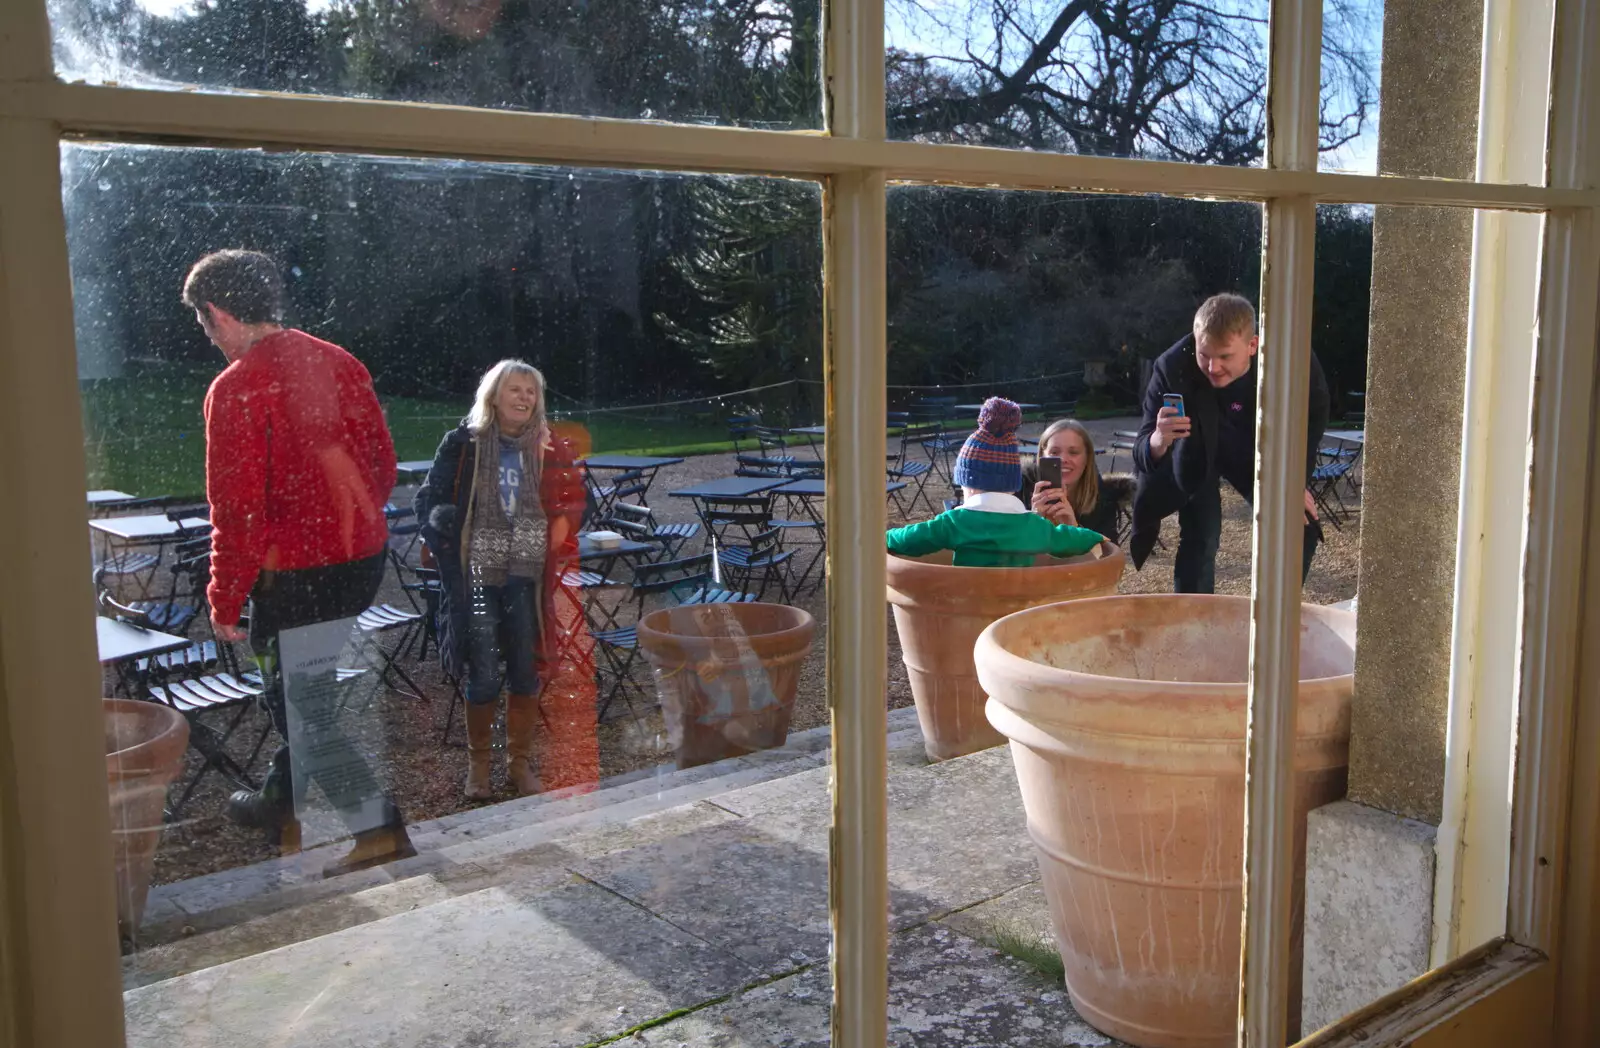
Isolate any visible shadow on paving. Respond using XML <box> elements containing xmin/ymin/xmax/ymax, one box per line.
<box><xmin>121</xmin><ymin>747</ymin><xmax>1122</xmax><ymax>1047</ymax></box>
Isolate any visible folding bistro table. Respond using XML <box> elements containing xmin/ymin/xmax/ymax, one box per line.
<box><xmin>580</xmin><ymin>454</ymin><xmax>686</xmax><ymax>519</ymax></box>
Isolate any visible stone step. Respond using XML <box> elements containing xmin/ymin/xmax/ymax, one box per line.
<box><xmin>129</xmin><ymin>708</ymin><xmax>928</xmax><ymax>980</ymax></box>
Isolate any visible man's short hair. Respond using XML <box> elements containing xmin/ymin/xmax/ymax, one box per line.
<box><xmin>1192</xmin><ymin>293</ymin><xmax>1256</xmax><ymax>345</ymax></box>
<box><xmin>181</xmin><ymin>250</ymin><xmax>285</xmax><ymax>324</ymax></box>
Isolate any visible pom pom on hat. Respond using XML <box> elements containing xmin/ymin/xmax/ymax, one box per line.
<box><xmin>953</xmin><ymin>397</ymin><xmax>1023</xmax><ymax>492</ymax></box>
<box><xmin>976</xmin><ymin>397</ymin><xmax>1022</xmax><ymax>441</ymax></box>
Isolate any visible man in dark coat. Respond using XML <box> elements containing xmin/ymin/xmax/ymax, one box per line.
<box><xmin>1130</xmin><ymin>293</ymin><xmax>1329</xmax><ymax>593</ymax></box>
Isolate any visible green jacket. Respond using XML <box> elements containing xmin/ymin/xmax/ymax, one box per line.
<box><xmin>886</xmin><ymin>496</ymin><xmax>1105</xmax><ymax>567</ymax></box>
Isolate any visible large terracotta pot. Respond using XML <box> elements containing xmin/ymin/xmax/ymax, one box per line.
<box><xmin>637</xmin><ymin>602</ymin><xmax>816</xmax><ymax>769</ymax></box>
<box><xmin>975</xmin><ymin>594</ymin><xmax>1355</xmax><ymax>1048</ymax></box>
<box><xmin>887</xmin><ymin>543</ymin><xmax>1124</xmax><ymax>762</ymax></box>
<box><xmin>105</xmin><ymin>698</ymin><xmax>189</xmax><ymax>939</ymax></box>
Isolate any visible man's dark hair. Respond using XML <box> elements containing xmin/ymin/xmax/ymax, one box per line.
<box><xmin>181</xmin><ymin>250</ymin><xmax>286</xmax><ymax>324</ymax></box>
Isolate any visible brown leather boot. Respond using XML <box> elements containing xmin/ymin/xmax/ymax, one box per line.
<box><xmin>464</xmin><ymin>701</ymin><xmax>496</xmax><ymax>800</ymax></box>
<box><xmin>505</xmin><ymin>692</ymin><xmax>542</xmax><ymax>796</ymax></box>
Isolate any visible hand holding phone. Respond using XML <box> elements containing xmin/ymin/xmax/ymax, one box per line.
<box><xmin>1038</xmin><ymin>455</ymin><xmax>1063</xmax><ymax>489</ymax></box>
<box><xmin>1150</xmin><ymin>392</ymin><xmax>1192</xmax><ymax>460</ymax></box>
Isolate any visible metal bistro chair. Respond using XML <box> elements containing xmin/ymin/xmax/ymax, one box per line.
<box><xmin>1309</xmin><ymin>458</ymin><xmax>1359</xmax><ymax>530</ymax></box>
<box><xmin>757</xmin><ymin>426</ymin><xmax>822</xmax><ymax>478</ymax></box>
<box><xmin>701</xmin><ymin>495</ymin><xmax>795</xmax><ymax>603</ymax></box>
<box><xmin>590</xmin><ymin>553</ymin><xmax>755</xmax><ymax>721</ymax></box>
<box><xmin>118</xmin><ymin>534</ymin><xmax>211</xmax><ymax>636</ymax></box>
<box><xmin>93</xmin><ymin>496</ymin><xmax>193</xmax><ymax>598</ymax></box>
<box><xmin>604</xmin><ymin>501</ymin><xmax>701</xmax><ymax>561</ymax></box>
<box><xmin>103</xmin><ymin>580</ymin><xmax>271</xmax><ymax>816</ymax></box>
<box><xmin>889</xmin><ymin>424</ymin><xmax>944</xmax><ymax>514</ymax></box>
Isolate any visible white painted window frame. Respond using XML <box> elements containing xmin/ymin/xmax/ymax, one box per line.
<box><xmin>0</xmin><ymin>0</ymin><xmax>1596</xmax><ymax>1045</ymax></box>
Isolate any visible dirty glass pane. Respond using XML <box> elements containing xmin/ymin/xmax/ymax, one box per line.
<box><xmin>1295</xmin><ymin>205</ymin><xmax>1537</xmax><ymax>1032</ymax></box>
<box><xmin>887</xmin><ymin>0</ymin><xmax>1294</xmax><ymax>166</ymax></box>
<box><xmin>69</xmin><ymin>141</ymin><xmax>836</xmax><ymax>1046</ymax></box>
<box><xmin>1320</xmin><ymin>0</ymin><xmax>1551</xmax><ymax>183</ymax></box>
<box><xmin>884</xmin><ymin>184</ymin><xmax>1291</xmax><ymax>1046</ymax></box>
<box><xmin>49</xmin><ymin>0</ymin><xmax>822</xmax><ymax>129</ymax></box>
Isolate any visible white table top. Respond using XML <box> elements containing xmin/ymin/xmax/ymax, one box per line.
<box><xmin>89</xmin><ymin>515</ymin><xmax>210</xmax><ymax>542</ymax></box>
<box><xmin>1324</xmin><ymin>430</ymin><xmax>1366</xmax><ymax>443</ymax></box>
<box><xmin>87</xmin><ymin>489</ymin><xmax>137</xmax><ymax>504</ymax></box>
<box><xmin>396</xmin><ymin>460</ymin><xmax>434</xmax><ymax>475</ymax></box>
<box><xmin>97</xmin><ymin>616</ymin><xmax>189</xmax><ymax>665</ymax></box>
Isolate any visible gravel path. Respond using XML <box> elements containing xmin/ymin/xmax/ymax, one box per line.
<box><xmin>134</xmin><ymin>415</ymin><xmax>1359</xmax><ymax>888</ymax></box>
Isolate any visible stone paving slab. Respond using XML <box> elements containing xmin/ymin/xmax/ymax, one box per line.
<box><xmin>125</xmin><ymin>803</ymin><xmax>741</xmax><ymax>990</ymax></box>
<box><xmin>123</xmin><ymin>879</ymin><xmax>763</xmax><ymax>1048</ymax></box>
<box><xmin>711</xmin><ymin>744</ymin><xmax>1038</xmax><ymax>927</ymax></box>
<box><xmin>940</xmin><ymin>881</ymin><xmax>1055</xmax><ymax>948</ymax></box>
<box><xmin>630</xmin><ymin>923</ymin><xmax>1122</xmax><ymax>1047</ymax></box>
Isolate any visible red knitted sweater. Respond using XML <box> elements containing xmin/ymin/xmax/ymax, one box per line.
<box><xmin>204</xmin><ymin>329</ymin><xmax>396</xmax><ymax>625</ymax></box>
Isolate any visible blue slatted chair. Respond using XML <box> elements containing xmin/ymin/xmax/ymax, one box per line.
<box><xmin>605</xmin><ymin>501</ymin><xmax>701</xmax><ymax>561</ymax></box>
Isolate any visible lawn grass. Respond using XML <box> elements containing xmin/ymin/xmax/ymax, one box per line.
<box><xmin>80</xmin><ymin>371</ymin><xmax>1134</xmax><ymax>498</ymax></box>
<box><xmin>81</xmin><ymin>373</ymin><xmax>752</xmax><ymax>498</ymax></box>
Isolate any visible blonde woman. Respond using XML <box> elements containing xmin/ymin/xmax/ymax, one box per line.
<box><xmin>1017</xmin><ymin>418</ymin><xmax>1128</xmax><ymax>539</ymax></box>
<box><xmin>415</xmin><ymin>360</ymin><xmax>586</xmax><ymax>799</ymax></box>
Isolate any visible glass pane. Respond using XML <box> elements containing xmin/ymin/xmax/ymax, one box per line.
<box><xmin>49</xmin><ymin>0</ymin><xmax>822</xmax><ymax>129</ymax></box>
<box><xmin>887</xmin><ymin>0</ymin><xmax>1276</xmax><ymax>165</ymax></box>
<box><xmin>1319</xmin><ymin>0</ymin><xmax>1552</xmax><ymax>183</ymax></box>
<box><xmin>71</xmin><ymin>142</ymin><xmax>836</xmax><ymax>1045</ymax></box>
<box><xmin>1298</xmin><ymin>204</ymin><xmax>1538</xmax><ymax>1032</ymax></box>
<box><xmin>886</xmin><ymin>185</ymin><xmax>1286</xmax><ymax>1047</ymax></box>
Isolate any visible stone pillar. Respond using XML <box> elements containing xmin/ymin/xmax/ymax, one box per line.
<box><xmin>1302</xmin><ymin>0</ymin><xmax>1482</xmax><ymax>1028</ymax></box>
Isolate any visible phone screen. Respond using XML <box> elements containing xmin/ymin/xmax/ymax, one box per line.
<box><xmin>1038</xmin><ymin>455</ymin><xmax>1063</xmax><ymax>489</ymax></box>
<box><xmin>1162</xmin><ymin>393</ymin><xmax>1186</xmax><ymax>418</ymax></box>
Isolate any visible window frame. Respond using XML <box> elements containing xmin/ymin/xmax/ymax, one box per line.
<box><xmin>0</xmin><ymin>0</ymin><xmax>1597</xmax><ymax>1045</ymax></box>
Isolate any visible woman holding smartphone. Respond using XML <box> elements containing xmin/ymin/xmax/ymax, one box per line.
<box><xmin>1016</xmin><ymin>418</ymin><xmax>1127</xmax><ymax>538</ymax></box>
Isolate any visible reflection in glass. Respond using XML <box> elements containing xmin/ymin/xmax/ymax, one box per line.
<box><xmin>887</xmin><ymin>0</ymin><xmax>1376</xmax><ymax>166</ymax></box>
<box><xmin>74</xmin><ymin>143</ymin><xmax>847</xmax><ymax>1047</ymax></box>
<box><xmin>50</xmin><ymin>0</ymin><xmax>822</xmax><ymax>129</ymax></box>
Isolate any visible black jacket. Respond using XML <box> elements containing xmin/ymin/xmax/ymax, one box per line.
<box><xmin>1015</xmin><ymin>463</ymin><xmax>1121</xmax><ymax>539</ymax></box>
<box><xmin>1129</xmin><ymin>335</ymin><xmax>1329</xmax><ymax>568</ymax></box>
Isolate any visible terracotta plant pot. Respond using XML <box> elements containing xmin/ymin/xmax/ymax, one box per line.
<box><xmin>637</xmin><ymin>602</ymin><xmax>816</xmax><ymax>769</ymax></box>
<box><xmin>104</xmin><ymin>698</ymin><xmax>189</xmax><ymax>939</ymax></box>
<box><xmin>975</xmin><ymin>594</ymin><xmax>1355</xmax><ymax>1048</ymax></box>
<box><xmin>887</xmin><ymin>543</ymin><xmax>1125</xmax><ymax>762</ymax></box>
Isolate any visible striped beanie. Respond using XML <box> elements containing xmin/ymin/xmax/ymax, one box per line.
<box><xmin>953</xmin><ymin>397</ymin><xmax>1023</xmax><ymax>493</ymax></box>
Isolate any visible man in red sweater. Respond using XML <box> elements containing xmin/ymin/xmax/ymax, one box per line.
<box><xmin>184</xmin><ymin>249</ymin><xmax>412</xmax><ymax>873</ymax></box>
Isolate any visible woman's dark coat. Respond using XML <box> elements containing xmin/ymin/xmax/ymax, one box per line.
<box><xmin>413</xmin><ymin>421</ymin><xmax>586</xmax><ymax>683</ymax></box>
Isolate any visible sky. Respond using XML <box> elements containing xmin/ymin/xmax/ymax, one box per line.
<box><xmin>128</xmin><ymin>0</ymin><xmax>1379</xmax><ymax>173</ymax></box>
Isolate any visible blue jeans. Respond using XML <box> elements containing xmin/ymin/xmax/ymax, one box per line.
<box><xmin>466</xmin><ymin>576</ymin><xmax>539</xmax><ymax>705</ymax></box>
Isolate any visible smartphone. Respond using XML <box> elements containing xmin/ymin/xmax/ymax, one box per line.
<box><xmin>1162</xmin><ymin>392</ymin><xmax>1186</xmax><ymax>418</ymax></box>
<box><xmin>1038</xmin><ymin>455</ymin><xmax>1063</xmax><ymax>489</ymax></box>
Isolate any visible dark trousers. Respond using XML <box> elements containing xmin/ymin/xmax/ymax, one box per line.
<box><xmin>1175</xmin><ymin>475</ymin><xmax>1321</xmax><ymax>594</ymax></box>
<box><xmin>248</xmin><ymin>552</ymin><xmax>398</xmax><ymax>829</ymax></box>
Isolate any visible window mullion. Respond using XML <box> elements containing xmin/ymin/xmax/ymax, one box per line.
<box><xmin>0</xmin><ymin>113</ymin><xmax>130</xmax><ymax>1048</ymax></box>
<box><xmin>1241</xmin><ymin>0</ymin><xmax>1322</xmax><ymax>1044</ymax></box>
<box><xmin>824</xmin><ymin>0</ymin><xmax>887</xmax><ymax>1039</ymax></box>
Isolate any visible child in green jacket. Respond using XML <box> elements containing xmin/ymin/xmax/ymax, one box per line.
<box><xmin>887</xmin><ymin>398</ymin><xmax>1106</xmax><ymax>567</ymax></box>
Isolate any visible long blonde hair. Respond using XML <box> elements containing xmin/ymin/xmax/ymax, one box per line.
<box><xmin>467</xmin><ymin>359</ymin><xmax>546</xmax><ymax>437</ymax></box>
<box><xmin>1037</xmin><ymin>418</ymin><xmax>1099</xmax><ymax>515</ymax></box>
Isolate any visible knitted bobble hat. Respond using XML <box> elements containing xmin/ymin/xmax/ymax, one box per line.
<box><xmin>952</xmin><ymin>397</ymin><xmax>1023</xmax><ymax>493</ymax></box>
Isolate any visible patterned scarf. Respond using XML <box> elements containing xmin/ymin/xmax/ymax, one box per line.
<box><xmin>463</xmin><ymin>423</ymin><xmax>548</xmax><ymax>589</ymax></box>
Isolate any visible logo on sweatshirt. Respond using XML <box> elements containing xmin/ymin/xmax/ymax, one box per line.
<box><xmin>1230</xmin><ymin>402</ymin><xmax>1244</xmax><ymax>412</ymax></box>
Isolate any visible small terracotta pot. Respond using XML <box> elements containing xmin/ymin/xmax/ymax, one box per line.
<box><xmin>104</xmin><ymin>698</ymin><xmax>189</xmax><ymax>939</ymax></box>
<box><xmin>975</xmin><ymin>594</ymin><xmax>1355</xmax><ymax>1048</ymax></box>
<box><xmin>886</xmin><ymin>543</ymin><xmax>1125</xmax><ymax>762</ymax></box>
<box><xmin>637</xmin><ymin>602</ymin><xmax>816</xmax><ymax>769</ymax></box>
